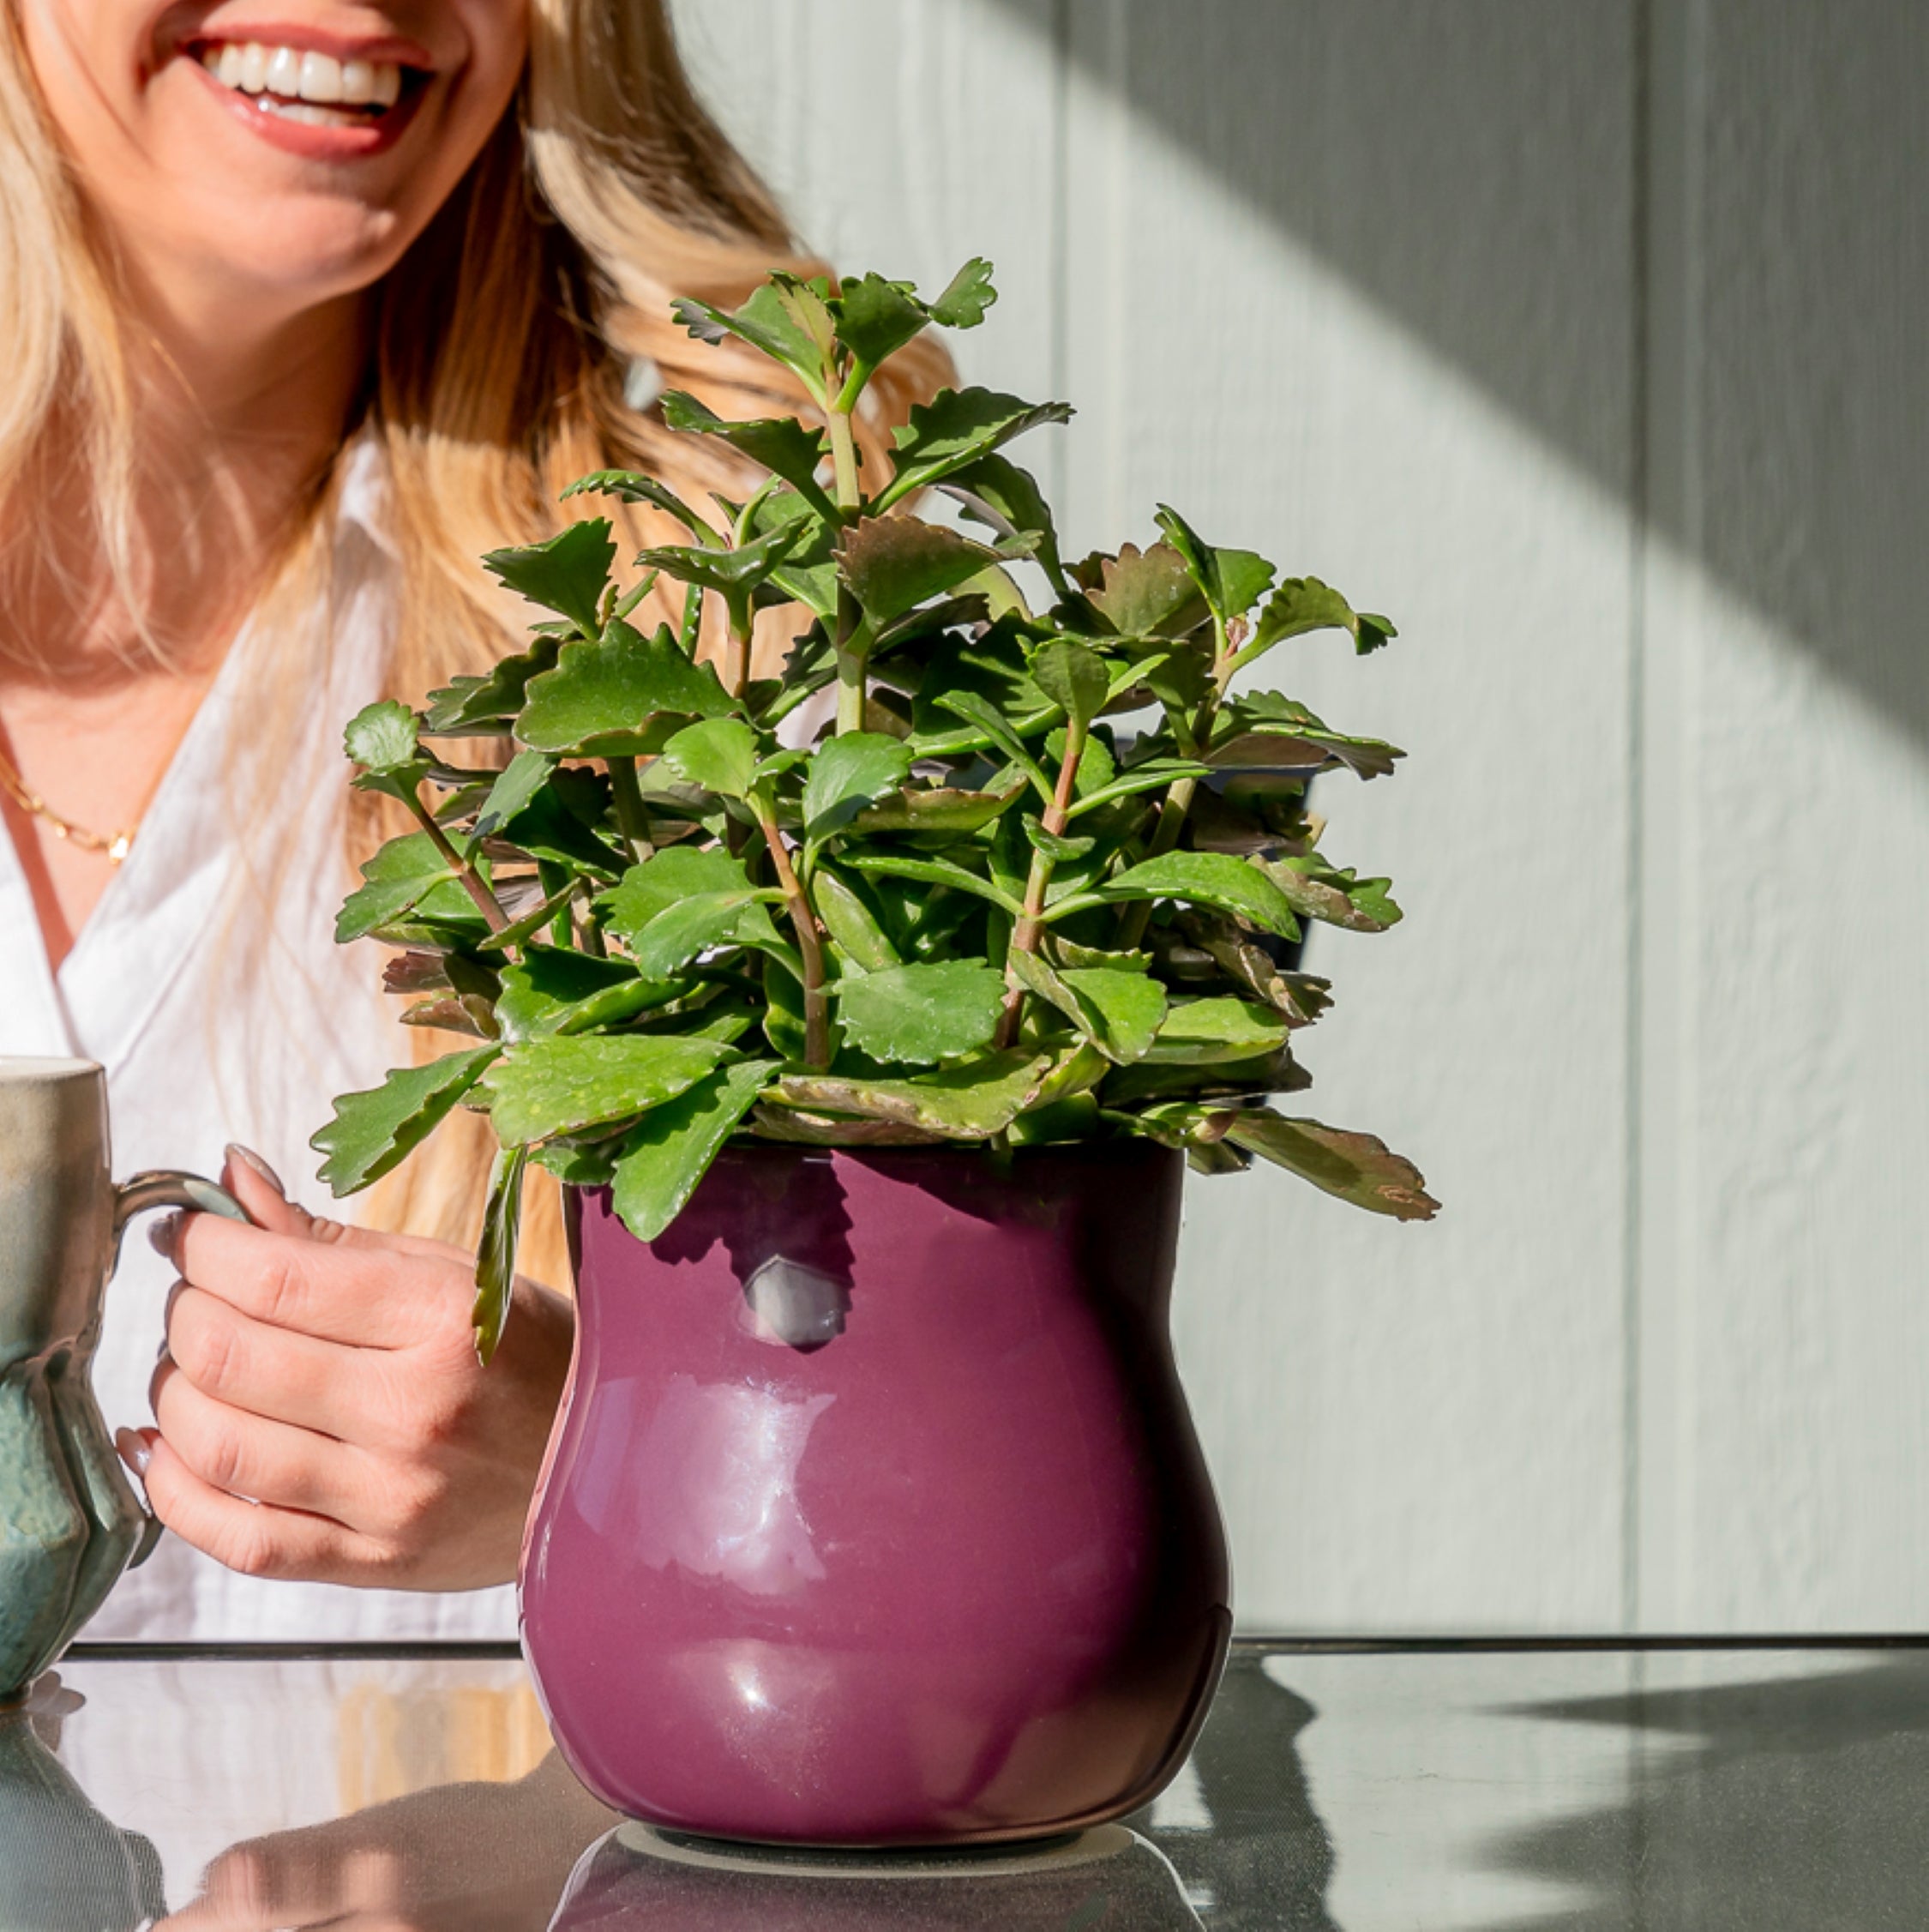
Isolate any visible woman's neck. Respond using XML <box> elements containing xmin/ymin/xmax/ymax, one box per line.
<box><xmin>0</xmin><ymin>289</ymin><xmax>370</xmax><ymax>968</ymax></box>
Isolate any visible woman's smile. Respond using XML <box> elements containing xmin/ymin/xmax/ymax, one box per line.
<box><xmin>184</xmin><ymin>26</ymin><xmax>431</xmax><ymax>158</ymax></box>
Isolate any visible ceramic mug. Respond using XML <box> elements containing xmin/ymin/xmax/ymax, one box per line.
<box><xmin>0</xmin><ymin>1056</ymin><xmax>246</xmax><ymax>1701</ymax></box>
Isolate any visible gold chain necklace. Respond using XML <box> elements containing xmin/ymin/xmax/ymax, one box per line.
<box><xmin>0</xmin><ymin>743</ymin><xmax>135</xmax><ymax>864</ymax></box>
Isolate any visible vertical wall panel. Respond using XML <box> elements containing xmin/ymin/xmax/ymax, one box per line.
<box><xmin>1638</xmin><ymin>0</ymin><xmax>1929</xmax><ymax>1628</ymax></box>
<box><xmin>671</xmin><ymin>0</ymin><xmax>1062</xmax><ymax>411</ymax></box>
<box><xmin>1060</xmin><ymin>2</ymin><xmax>1641</xmax><ymax>1630</ymax></box>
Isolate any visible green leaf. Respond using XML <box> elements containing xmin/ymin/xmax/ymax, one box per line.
<box><xmin>1145</xmin><ymin>998</ymin><xmax>1294</xmax><ymax>1064</ymax></box>
<box><xmin>838</xmin><ymin>518</ymin><xmax>1007</xmax><ymax>627</ymax></box>
<box><xmin>658</xmin><ymin>393</ymin><xmax>834</xmax><ymax>516</ymax></box>
<box><xmin>1029</xmin><ymin>640</ymin><xmax>1110</xmax><ymax>730</ymax></box>
<box><xmin>929</xmin><ymin>690</ymin><xmax>1052</xmax><ymax>798</ymax></box>
<box><xmin>1153</xmin><ymin>505</ymin><xmax>1276</xmax><ymax>626</ymax></box>
<box><xmin>312</xmin><ymin>1046</ymin><xmax>501</xmax><ymax>1195</ymax></box>
<box><xmin>518</xmin><ymin>623</ymin><xmax>735</xmax><ymax>755</ymax></box>
<box><xmin>634</xmin><ymin>522</ymin><xmax>805</xmax><ymax>602</ymax></box>
<box><xmin>673</xmin><ymin>285</ymin><xmax>826</xmax><ymax>400</ymax></box>
<box><xmin>483</xmin><ymin>520</ymin><xmax>617</xmax><ymax>638</ymax></box>
<box><xmin>878</xmin><ymin>389</ymin><xmax>1074</xmax><ymax>511</ymax></box>
<box><xmin>1082</xmin><ymin>852</ymin><xmax>1302</xmax><ymax>941</ymax></box>
<box><xmin>928</xmin><ymin>257</ymin><xmax>998</xmax><ymax>329</ymax></box>
<box><xmin>610</xmin><ymin>1059</ymin><xmax>778</xmax><ymax>1243</ymax></box>
<box><xmin>344</xmin><ymin>700</ymin><xmax>422</xmax><ymax>775</ymax></box>
<box><xmin>628</xmin><ymin>889</ymin><xmax>781</xmax><ymax>979</ymax></box>
<box><xmin>1253</xmin><ymin>577</ymin><xmax>1398</xmax><ymax>657</ymax></box>
<box><xmin>802</xmin><ymin>733</ymin><xmax>914</xmax><ymax>841</ymax></box>
<box><xmin>423</xmin><ymin>637</ymin><xmax>565</xmax><ymax>736</ymax></box>
<box><xmin>1078</xmin><ymin>543</ymin><xmax>1211</xmax><ymax>640</ymax></box>
<box><xmin>562</xmin><ymin>468</ymin><xmax>718</xmax><ymax>541</ymax></box>
<box><xmin>1222</xmin><ymin>1111</ymin><xmax>1439</xmax><ymax>1220</ymax></box>
<box><xmin>335</xmin><ymin>833</ymin><xmax>454</xmax><ymax>944</ymax></box>
<box><xmin>1006</xmin><ymin>950</ymin><xmax>1168</xmax><ymax>1064</ymax></box>
<box><xmin>496</xmin><ymin>948</ymin><xmax>639</xmax><ymax>1040</ymax></box>
<box><xmin>472</xmin><ymin>751</ymin><xmax>555</xmax><ymax>837</ymax></box>
<box><xmin>813</xmin><ymin>867</ymin><xmax>901</xmax><ymax>969</ymax></box>
<box><xmin>662</xmin><ymin>718</ymin><xmax>761</xmax><ymax>800</ymax></box>
<box><xmin>835</xmin><ymin>961</ymin><xmax>1007</xmax><ymax>1064</ymax></box>
<box><xmin>1260</xmin><ymin>855</ymin><xmax>1403</xmax><ymax>932</ymax></box>
<box><xmin>1210</xmin><ymin>693</ymin><xmax>1405</xmax><ymax>781</ymax></box>
<box><xmin>770</xmin><ymin>1049</ymin><xmax>1054</xmax><ymax>1140</ymax></box>
<box><xmin>831</xmin><ymin>274</ymin><xmax>937</xmax><ymax>370</ymax></box>
<box><xmin>482</xmin><ymin>1035</ymin><xmax>733</xmax><ymax>1144</ymax></box>
<box><xmin>849</xmin><ymin>783</ymin><xmax>1025</xmax><ymax>836</ymax></box>
<box><xmin>844</xmin><ymin>851</ymin><xmax>1026</xmax><ymax>917</ymax></box>
<box><xmin>472</xmin><ymin>1144</ymin><xmax>527</xmax><ymax>1364</ymax></box>
<box><xmin>1064</xmin><ymin>757</ymin><xmax>1216</xmax><ymax>821</ymax></box>
<box><xmin>940</xmin><ymin>454</ymin><xmax>1066</xmax><ymax>592</ymax></box>
<box><xmin>598</xmin><ymin>846</ymin><xmax>752</xmax><ymax>945</ymax></box>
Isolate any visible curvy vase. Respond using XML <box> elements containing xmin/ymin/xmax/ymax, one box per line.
<box><xmin>520</xmin><ymin>1141</ymin><xmax>1231</xmax><ymax>1848</ymax></box>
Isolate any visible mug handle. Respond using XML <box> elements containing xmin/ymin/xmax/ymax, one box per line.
<box><xmin>110</xmin><ymin>1171</ymin><xmax>252</xmax><ymax>1568</ymax></box>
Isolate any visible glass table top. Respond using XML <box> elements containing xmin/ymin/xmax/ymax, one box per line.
<box><xmin>15</xmin><ymin>1637</ymin><xmax>1929</xmax><ymax>1928</ymax></box>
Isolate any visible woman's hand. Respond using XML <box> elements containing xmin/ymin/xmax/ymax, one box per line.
<box><xmin>117</xmin><ymin>1148</ymin><xmax>574</xmax><ymax>1591</ymax></box>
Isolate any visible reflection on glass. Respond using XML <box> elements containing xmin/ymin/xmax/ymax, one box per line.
<box><xmin>0</xmin><ymin>1682</ymin><xmax>163</xmax><ymax>1930</ymax></box>
<box><xmin>550</xmin><ymin>1820</ymin><xmax>1205</xmax><ymax>1929</ymax></box>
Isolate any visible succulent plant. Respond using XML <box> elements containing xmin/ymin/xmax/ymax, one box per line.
<box><xmin>315</xmin><ymin>260</ymin><xmax>1437</xmax><ymax>1358</ymax></box>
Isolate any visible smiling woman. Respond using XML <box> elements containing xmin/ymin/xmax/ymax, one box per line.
<box><xmin>0</xmin><ymin>0</ymin><xmax>945</xmax><ymax>1640</ymax></box>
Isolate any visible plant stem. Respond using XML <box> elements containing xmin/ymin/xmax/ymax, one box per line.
<box><xmin>995</xmin><ymin>720</ymin><xmax>1086</xmax><ymax>1048</ymax></box>
<box><xmin>407</xmin><ymin>791</ymin><xmax>509</xmax><ymax>934</ymax></box>
<box><xmin>835</xmin><ymin>600</ymin><xmax>868</xmax><ymax>737</ymax></box>
<box><xmin>1116</xmin><ymin>626</ymin><xmax>1239</xmax><ymax>949</ymax></box>
<box><xmin>607</xmin><ymin>757</ymin><xmax>652</xmax><ymax>865</ymax></box>
<box><xmin>826</xmin><ymin>406</ymin><xmax>862</xmax><ymax>515</ymax></box>
<box><xmin>757</xmin><ymin>810</ymin><xmax>832</xmax><ymax>1068</ymax></box>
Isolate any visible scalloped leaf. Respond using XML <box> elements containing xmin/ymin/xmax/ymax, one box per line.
<box><xmin>835</xmin><ymin>961</ymin><xmax>1007</xmax><ymax>1065</ymax></box>
<box><xmin>1081</xmin><ymin>852</ymin><xmax>1302</xmax><ymax>941</ymax></box>
<box><xmin>878</xmin><ymin>389</ymin><xmax>1074</xmax><ymax>511</ymax></box>
<box><xmin>482</xmin><ymin>1036</ymin><xmax>733</xmax><ymax>1145</ymax></box>
<box><xmin>482</xmin><ymin>521</ymin><xmax>616</xmax><ymax>638</ymax></box>
<box><xmin>1223</xmin><ymin>1111</ymin><xmax>1439</xmax><ymax>1220</ymax></box>
<box><xmin>313</xmin><ymin>1046</ymin><xmax>502</xmax><ymax>1196</ymax></box>
<box><xmin>770</xmin><ymin>1050</ymin><xmax>1055</xmax><ymax>1140</ymax></box>
<box><xmin>610</xmin><ymin>1058</ymin><xmax>780</xmax><ymax>1243</ymax></box>
<box><xmin>518</xmin><ymin>623</ymin><xmax>735</xmax><ymax>755</ymax></box>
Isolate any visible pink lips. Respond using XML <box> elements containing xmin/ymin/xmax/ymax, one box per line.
<box><xmin>181</xmin><ymin>29</ymin><xmax>431</xmax><ymax>161</ymax></box>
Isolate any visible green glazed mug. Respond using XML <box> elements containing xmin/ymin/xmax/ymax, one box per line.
<box><xmin>0</xmin><ymin>1056</ymin><xmax>246</xmax><ymax>1702</ymax></box>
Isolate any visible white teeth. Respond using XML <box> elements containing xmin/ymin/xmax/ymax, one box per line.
<box><xmin>199</xmin><ymin>42</ymin><xmax>406</xmax><ymax>111</ymax></box>
<box><xmin>297</xmin><ymin>51</ymin><xmax>343</xmax><ymax>103</ymax></box>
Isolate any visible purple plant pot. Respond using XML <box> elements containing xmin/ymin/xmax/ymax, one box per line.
<box><xmin>520</xmin><ymin>1140</ymin><xmax>1232</xmax><ymax>1848</ymax></box>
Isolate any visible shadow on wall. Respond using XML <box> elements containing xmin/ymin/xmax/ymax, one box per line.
<box><xmin>1486</xmin><ymin>1657</ymin><xmax>1929</xmax><ymax>1928</ymax></box>
<box><xmin>989</xmin><ymin>0</ymin><xmax>1929</xmax><ymax>751</ymax></box>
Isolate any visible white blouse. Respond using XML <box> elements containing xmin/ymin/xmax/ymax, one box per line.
<box><xmin>0</xmin><ymin>447</ymin><xmax>517</xmax><ymax>1640</ymax></box>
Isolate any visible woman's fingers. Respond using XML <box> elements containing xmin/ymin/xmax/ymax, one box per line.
<box><xmin>161</xmin><ymin>1284</ymin><xmax>384</xmax><ymax>1440</ymax></box>
<box><xmin>123</xmin><ymin>1429</ymin><xmax>376</xmax><ymax>1586</ymax></box>
<box><xmin>150</xmin><ymin>1357</ymin><xmax>370</xmax><ymax>1521</ymax></box>
<box><xmin>171</xmin><ymin>1210</ymin><xmax>460</xmax><ymax>1352</ymax></box>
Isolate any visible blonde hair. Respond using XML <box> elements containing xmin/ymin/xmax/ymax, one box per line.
<box><xmin>0</xmin><ymin>0</ymin><xmax>950</xmax><ymax>1284</ymax></box>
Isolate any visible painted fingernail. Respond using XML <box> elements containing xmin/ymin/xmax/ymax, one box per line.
<box><xmin>225</xmin><ymin>1144</ymin><xmax>286</xmax><ymax>1195</ymax></box>
<box><xmin>115</xmin><ymin>1429</ymin><xmax>153</xmax><ymax>1479</ymax></box>
<box><xmin>147</xmin><ymin>1213</ymin><xmax>182</xmax><ymax>1260</ymax></box>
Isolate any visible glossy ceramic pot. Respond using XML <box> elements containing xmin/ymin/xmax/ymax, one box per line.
<box><xmin>520</xmin><ymin>1141</ymin><xmax>1231</xmax><ymax>1848</ymax></box>
<box><xmin>0</xmin><ymin>1059</ymin><xmax>243</xmax><ymax>1700</ymax></box>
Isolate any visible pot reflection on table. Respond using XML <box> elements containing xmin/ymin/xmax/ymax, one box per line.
<box><xmin>0</xmin><ymin>1677</ymin><xmax>164</xmax><ymax>1932</ymax></box>
<box><xmin>549</xmin><ymin>1821</ymin><xmax>1205</xmax><ymax>1930</ymax></box>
